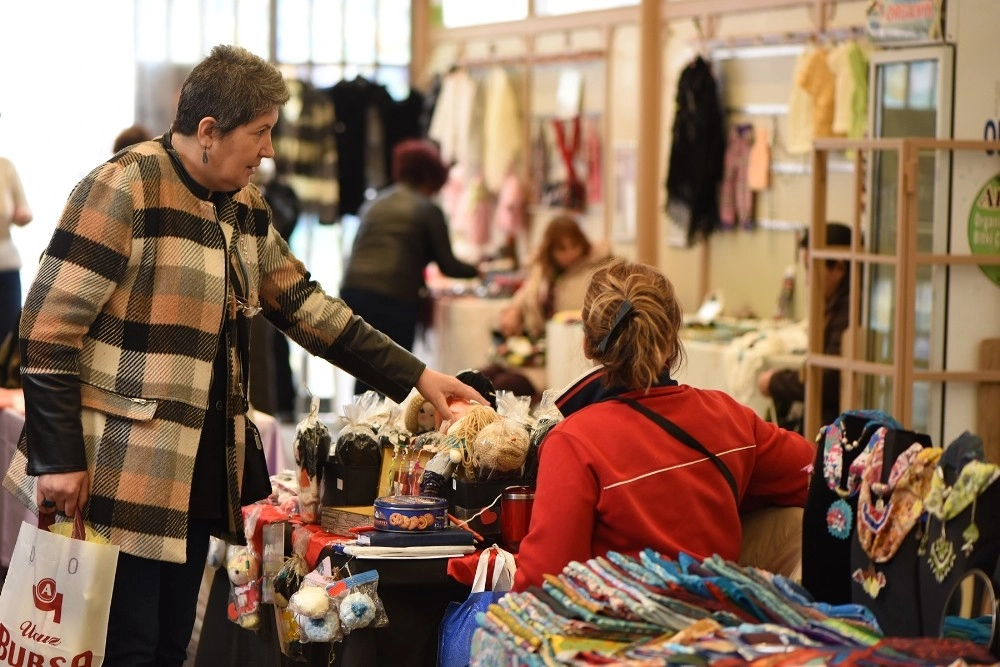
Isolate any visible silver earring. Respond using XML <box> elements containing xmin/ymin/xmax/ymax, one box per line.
<box><xmin>202</xmin><ymin>148</ymin><xmax>208</xmax><ymax>164</ymax></box>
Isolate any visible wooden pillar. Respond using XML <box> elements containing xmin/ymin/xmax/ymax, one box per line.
<box><xmin>635</xmin><ymin>0</ymin><xmax>662</xmax><ymax>265</ymax></box>
<box><xmin>410</xmin><ymin>0</ymin><xmax>430</xmax><ymax>88</ymax></box>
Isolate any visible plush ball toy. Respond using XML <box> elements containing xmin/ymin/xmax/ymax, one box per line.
<box><xmin>339</xmin><ymin>591</ymin><xmax>378</xmax><ymax>630</ymax></box>
<box><xmin>295</xmin><ymin>611</ymin><xmax>341</xmax><ymax>643</ymax></box>
<box><xmin>288</xmin><ymin>585</ymin><xmax>330</xmax><ymax>619</ymax></box>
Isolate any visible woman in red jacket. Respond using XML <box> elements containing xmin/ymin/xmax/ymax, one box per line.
<box><xmin>513</xmin><ymin>258</ymin><xmax>815</xmax><ymax>591</ymax></box>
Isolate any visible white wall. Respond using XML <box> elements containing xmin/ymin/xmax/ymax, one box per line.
<box><xmin>0</xmin><ymin>1</ymin><xmax>137</xmax><ymax>296</ymax></box>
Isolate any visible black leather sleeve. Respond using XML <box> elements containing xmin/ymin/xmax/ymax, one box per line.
<box><xmin>324</xmin><ymin>315</ymin><xmax>426</xmax><ymax>404</ymax></box>
<box><xmin>22</xmin><ymin>373</ymin><xmax>88</xmax><ymax>475</ymax></box>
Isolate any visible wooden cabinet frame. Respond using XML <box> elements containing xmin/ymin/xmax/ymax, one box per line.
<box><xmin>806</xmin><ymin>137</ymin><xmax>1000</xmax><ymax>440</ymax></box>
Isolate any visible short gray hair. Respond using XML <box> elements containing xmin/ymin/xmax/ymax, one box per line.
<box><xmin>172</xmin><ymin>45</ymin><xmax>289</xmax><ymax>136</ymax></box>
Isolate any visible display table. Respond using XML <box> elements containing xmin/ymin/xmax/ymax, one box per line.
<box><xmin>251</xmin><ymin>409</ymin><xmax>289</xmax><ymax>476</ymax></box>
<box><xmin>196</xmin><ymin>509</ymin><xmax>471</xmax><ymax>667</ymax></box>
<box><xmin>0</xmin><ymin>406</ymin><xmax>33</xmax><ymax>569</ymax></box>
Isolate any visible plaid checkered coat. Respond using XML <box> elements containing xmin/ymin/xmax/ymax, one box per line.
<box><xmin>3</xmin><ymin>139</ymin><xmax>358</xmax><ymax>562</ymax></box>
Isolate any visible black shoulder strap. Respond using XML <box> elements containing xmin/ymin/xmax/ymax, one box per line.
<box><xmin>613</xmin><ymin>396</ymin><xmax>739</xmax><ymax>503</ymax></box>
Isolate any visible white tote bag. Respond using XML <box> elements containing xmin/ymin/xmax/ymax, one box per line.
<box><xmin>0</xmin><ymin>513</ymin><xmax>119</xmax><ymax>665</ymax></box>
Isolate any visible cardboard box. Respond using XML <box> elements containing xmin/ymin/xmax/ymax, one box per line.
<box><xmin>320</xmin><ymin>505</ymin><xmax>375</xmax><ymax>538</ymax></box>
<box><xmin>261</xmin><ymin>521</ymin><xmax>293</xmax><ymax>604</ymax></box>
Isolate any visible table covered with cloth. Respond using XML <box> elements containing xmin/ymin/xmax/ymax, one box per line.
<box><xmin>195</xmin><ymin>505</ymin><xmax>471</xmax><ymax>667</ymax></box>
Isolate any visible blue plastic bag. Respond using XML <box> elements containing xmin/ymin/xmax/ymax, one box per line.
<box><xmin>438</xmin><ymin>545</ymin><xmax>516</xmax><ymax>667</ymax></box>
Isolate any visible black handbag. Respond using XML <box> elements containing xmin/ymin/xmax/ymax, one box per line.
<box><xmin>241</xmin><ymin>419</ymin><xmax>273</xmax><ymax>506</ymax></box>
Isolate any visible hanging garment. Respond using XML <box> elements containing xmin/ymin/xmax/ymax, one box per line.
<box><xmin>547</xmin><ymin>115</ymin><xmax>587</xmax><ymax>212</ymax></box>
<box><xmin>271</xmin><ymin>79</ymin><xmax>338</xmax><ymax>223</ymax></box>
<box><xmin>719</xmin><ymin>124</ymin><xmax>755</xmax><ymax>230</ymax></box>
<box><xmin>847</xmin><ymin>41</ymin><xmax>870</xmax><ymax>140</ymax></box>
<box><xmin>786</xmin><ymin>46</ymin><xmax>816</xmax><ymax>156</ymax></box>
<box><xmin>428</xmin><ymin>68</ymin><xmax>479</xmax><ymax>168</ymax></box>
<box><xmin>829</xmin><ymin>42</ymin><xmax>855</xmax><ymax>136</ymax></box>
<box><xmin>747</xmin><ymin>125</ymin><xmax>772</xmax><ymax>192</ymax></box>
<box><xmin>529</xmin><ymin>124</ymin><xmax>550</xmax><ymax>205</ymax></box>
<box><xmin>665</xmin><ymin>56</ymin><xmax>726</xmax><ymax>247</ymax></box>
<box><xmin>797</xmin><ymin>46</ymin><xmax>838</xmax><ymax>140</ymax></box>
<box><xmin>585</xmin><ymin>117</ymin><xmax>603</xmax><ymax>205</ymax></box>
<box><xmin>325</xmin><ymin>77</ymin><xmax>395</xmax><ymax>217</ymax></box>
<box><xmin>492</xmin><ymin>174</ymin><xmax>527</xmax><ymax>242</ymax></box>
<box><xmin>482</xmin><ymin>67</ymin><xmax>523</xmax><ymax>193</ymax></box>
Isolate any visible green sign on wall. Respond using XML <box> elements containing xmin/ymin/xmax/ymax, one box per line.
<box><xmin>969</xmin><ymin>173</ymin><xmax>1000</xmax><ymax>288</ymax></box>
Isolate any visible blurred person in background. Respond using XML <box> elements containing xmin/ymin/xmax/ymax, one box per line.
<box><xmin>0</xmin><ymin>121</ymin><xmax>33</xmax><ymax>342</ymax></box>
<box><xmin>113</xmin><ymin>123</ymin><xmax>153</xmax><ymax>153</ymax></box>
<box><xmin>481</xmin><ymin>214</ymin><xmax>608</xmax><ymax>402</ymax></box>
<box><xmin>340</xmin><ymin>138</ymin><xmax>479</xmax><ymax>395</ymax></box>
<box><xmin>757</xmin><ymin>223</ymin><xmax>853</xmax><ymax>433</ymax></box>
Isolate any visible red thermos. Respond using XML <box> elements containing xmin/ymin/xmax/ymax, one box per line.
<box><xmin>500</xmin><ymin>486</ymin><xmax>535</xmax><ymax>553</ymax></box>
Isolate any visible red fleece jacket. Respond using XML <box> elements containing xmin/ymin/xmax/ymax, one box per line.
<box><xmin>513</xmin><ymin>384</ymin><xmax>815</xmax><ymax>591</ymax></box>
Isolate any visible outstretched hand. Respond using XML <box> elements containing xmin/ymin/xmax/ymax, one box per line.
<box><xmin>415</xmin><ymin>368</ymin><xmax>487</xmax><ymax>422</ymax></box>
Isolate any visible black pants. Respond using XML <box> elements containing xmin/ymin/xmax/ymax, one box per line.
<box><xmin>0</xmin><ymin>270</ymin><xmax>21</xmax><ymax>342</ymax></box>
<box><xmin>104</xmin><ymin>519</ymin><xmax>213</xmax><ymax>666</ymax></box>
<box><xmin>339</xmin><ymin>287</ymin><xmax>418</xmax><ymax>395</ymax></box>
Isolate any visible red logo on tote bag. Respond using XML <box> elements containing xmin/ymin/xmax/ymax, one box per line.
<box><xmin>32</xmin><ymin>578</ymin><xmax>62</xmax><ymax>623</ymax></box>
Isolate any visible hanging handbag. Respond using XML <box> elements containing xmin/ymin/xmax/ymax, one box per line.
<box><xmin>0</xmin><ymin>511</ymin><xmax>119</xmax><ymax>665</ymax></box>
<box><xmin>438</xmin><ymin>544</ymin><xmax>516</xmax><ymax>667</ymax></box>
<box><xmin>241</xmin><ymin>419</ymin><xmax>273</xmax><ymax>506</ymax></box>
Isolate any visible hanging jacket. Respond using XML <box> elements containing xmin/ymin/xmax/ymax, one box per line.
<box><xmin>665</xmin><ymin>56</ymin><xmax>726</xmax><ymax>247</ymax></box>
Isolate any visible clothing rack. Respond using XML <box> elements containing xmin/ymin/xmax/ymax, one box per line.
<box><xmin>703</xmin><ymin>24</ymin><xmax>867</xmax><ymax>59</ymax></box>
<box><xmin>454</xmin><ymin>48</ymin><xmax>607</xmax><ymax>70</ymax></box>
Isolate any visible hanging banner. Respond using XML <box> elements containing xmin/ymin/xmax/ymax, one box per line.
<box><xmin>969</xmin><ymin>173</ymin><xmax>1000</xmax><ymax>288</ymax></box>
<box><xmin>866</xmin><ymin>0</ymin><xmax>945</xmax><ymax>44</ymax></box>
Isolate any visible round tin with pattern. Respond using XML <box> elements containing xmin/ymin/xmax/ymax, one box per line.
<box><xmin>373</xmin><ymin>495</ymin><xmax>448</xmax><ymax>532</ymax></box>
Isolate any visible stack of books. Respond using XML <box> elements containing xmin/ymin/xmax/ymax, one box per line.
<box><xmin>340</xmin><ymin>527</ymin><xmax>477</xmax><ymax>558</ymax></box>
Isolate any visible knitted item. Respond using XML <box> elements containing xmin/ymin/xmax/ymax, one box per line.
<box><xmin>472</xmin><ymin>418</ymin><xmax>530</xmax><ymax>477</ymax></box>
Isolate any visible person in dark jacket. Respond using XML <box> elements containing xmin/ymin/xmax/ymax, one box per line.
<box><xmin>340</xmin><ymin>138</ymin><xmax>479</xmax><ymax>394</ymax></box>
<box><xmin>757</xmin><ymin>223</ymin><xmax>853</xmax><ymax>433</ymax></box>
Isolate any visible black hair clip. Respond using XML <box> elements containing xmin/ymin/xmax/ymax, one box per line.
<box><xmin>597</xmin><ymin>300</ymin><xmax>633</xmax><ymax>354</ymax></box>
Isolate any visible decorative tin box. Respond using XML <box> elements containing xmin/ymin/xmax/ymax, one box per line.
<box><xmin>373</xmin><ymin>495</ymin><xmax>448</xmax><ymax>532</ymax></box>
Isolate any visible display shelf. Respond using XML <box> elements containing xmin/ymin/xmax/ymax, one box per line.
<box><xmin>806</xmin><ymin>137</ymin><xmax>1000</xmax><ymax>442</ymax></box>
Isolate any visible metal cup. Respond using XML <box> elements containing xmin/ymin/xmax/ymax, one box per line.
<box><xmin>500</xmin><ymin>486</ymin><xmax>535</xmax><ymax>553</ymax></box>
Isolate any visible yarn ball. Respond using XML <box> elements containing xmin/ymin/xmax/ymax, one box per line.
<box><xmin>296</xmin><ymin>611</ymin><xmax>341</xmax><ymax>643</ymax></box>
<box><xmin>472</xmin><ymin>419</ymin><xmax>530</xmax><ymax>474</ymax></box>
<box><xmin>288</xmin><ymin>586</ymin><xmax>330</xmax><ymax>619</ymax></box>
<box><xmin>339</xmin><ymin>591</ymin><xmax>378</xmax><ymax>630</ymax></box>
<box><xmin>446</xmin><ymin>404</ymin><xmax>501</xmax><ymax>442</ymax></box>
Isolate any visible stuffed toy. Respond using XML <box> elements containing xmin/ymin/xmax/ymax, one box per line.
<box><xmin>404</xmin><ymin>395</ymin><xmax>438</xmax><ymax>434</ymax></box>
<box><xmin>226</xmin><ymin>545</ymin><xmax>262</xmax><ymax>630</ymax></box>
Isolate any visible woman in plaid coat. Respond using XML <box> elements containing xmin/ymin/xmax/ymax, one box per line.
<box><xmin>3</xmin><ymin>45</ymin><xmax>482</xmax><ymax>665</ymax></box>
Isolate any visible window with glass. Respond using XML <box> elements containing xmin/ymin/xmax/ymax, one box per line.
<box><xmin>865</xmin><ymin>46</ymin><xmax>954</xmax><ymax>435</ymax></box>
<box><xmin>135</xmin><ymin>0</ymin><xmax>413</xmax><ymax>102</ymax></box>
